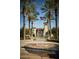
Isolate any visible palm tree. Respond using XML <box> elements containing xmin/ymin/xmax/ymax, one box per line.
<box><xmin>29</xmin><ymin>4</ymin><xmax>39</xmax><ymax>35</ymax></box>
<box><xmin>31</xmin><ymin>12</ymin><xmax>39</xmax><ymax>36</ymax></box>
<box><xmin>25</xmin><ymin>2</ymin><xmax>39</xmax><ymax>36</ymax></box>
<box><xmin>21</xmin><ymin>0</ymin><xmax>33</xmax><ymax>36</ymax></box>
<box><xmin>21</xmin><ymin>0</ymin><xmax>39</xmax><ymax>39</ymax></box>
<box><xmin>24</xmin><ymin>2</ymin><xmax>31</xmax><ymax>35</ymax></box>
<box><xmin>20</xmin><ymin>0</ymin><xmax>29</xmax><ymax>40</ymax></box>
<box><xmin>41</xmin><ymin>0</ymin><xmax>55</xmax><ymax>40</ymax></box>
<box><xmin>54</xmin><ymin>0</ymin><xmax>59</xmax><ymax>40</ymax></box>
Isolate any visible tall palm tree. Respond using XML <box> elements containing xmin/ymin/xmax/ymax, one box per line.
<box><xmin>31</xmin><ymin>12</ymin><xmax>39</xmax><ymax>36</ymax></box>
<box><xmin>54</xmin><ymin>0</ymin><xmax>59</xmax><ymax>40</ymax></box>
<box><xmin>21</xmin><ymin>0</ymin><xmax>38</xmax><ymax>39</ymax></box>
<box><xmin>25</xmin><ymin>2</ymin><xmax>38</xmax><ymax>36</ymax></box>
<box><xmin>20</xmin><ymin>0</ymin><xmax>29</xmax><ymax>40</ymax></box>
<box><xmin>21</xmin><ymin>0</ymin><xmax>38</xmax><ymax>37</ymax></box>
<box><xmin>24</xmin><ymin>2</ymin><xmax>31</xmax><ymax>35</ymax></box>
<box><xmin>29</xmin><ymin>3</ymin><xmax>39</xmax><ymax>36</ymax></box>
<box><xmin>41</xmin><ymin>0</ymin><xmax>55</xmax><ymax>39</ymax></box>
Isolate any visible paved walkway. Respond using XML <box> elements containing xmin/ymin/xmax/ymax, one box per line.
<box><xmin>20</xmin><ymin>48</ymin><xmax>52</xmax><ymax>59</ymax></box>
<box><xmin>20</xmin><ymin>40</ymin><xmax>58</xmax><ymax>47</ymax></box>
<box><xmin>20</xmin><ymin>38</ymin><xmax>59</xmax><ymax>59</ymax></box>
<box><xmin>35</xmin><ymin>37</ymin><xmax>47</xmax><ymax>41</ymax></box>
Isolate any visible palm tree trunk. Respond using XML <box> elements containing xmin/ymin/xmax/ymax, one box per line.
<box><xmin>23</xmin><ymin>14</ymin><xmax>26</xmax><ymax>40</ymax></box>
<box><xmin>49</xmin><ymin>19</ymin><xmax>51</xmax><ymax>36</ymax></box>
<box><xmin>55</xmin><ymin>8</ymin><xmax>58</xmax><ymax>40</ymax></box>
<box><xmin>48</xmin><ymin>10</ymin><xmax>52</xmax><ymax>40</ymax></box>
<box><xmin>31</xmin><ymin>20</ymin><xmax>33</xmax><ymax>36</ymax></box>
<box><xmin>31</xmin><ymin>20</ymin><xmax>33</xmax><ymax>30</ymax></box>
<box><xmin>22</xmin><ymin>5</ymin><xmax>26</xmax><ymax>40</ymax></box>
<box><xmin>28</xmin><ymin>17</ymin><xmax>31</xmax><ymax>35</ymax></box>
<box><xmin>48</xmin><ymin>19</ymin><xmax>52</xmax><ymax>40</ymax></box>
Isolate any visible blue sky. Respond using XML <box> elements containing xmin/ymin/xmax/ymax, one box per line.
<box><xmin>20</xmin><ymin>0</ymin><xmax>56</xmax><ymax>29</ymax></box>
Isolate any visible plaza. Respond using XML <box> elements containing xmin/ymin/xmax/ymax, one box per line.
<box><xmin>20</xmin><ymin>0</ymin><xmax>59</xmax><ymax>59</ymax></box>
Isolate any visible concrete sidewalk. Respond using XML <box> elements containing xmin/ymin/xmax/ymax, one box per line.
<box><xmin>20</xmin><ymin>40</ymin><xmax>58</xmax><ymax>47</ymax></box>
<box><xmin>20</xmin><ymin>40</ymin><xmax>59</xmax><ymax>59</ymax></box>
<box><xmin>20</xmin><ymin>48</ymin><xmax>52</xmax><ymax>59</ymax></box>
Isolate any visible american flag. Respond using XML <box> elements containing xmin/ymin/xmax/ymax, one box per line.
<box><xmin>40</xmin><ymin>17</ymin><xmax>46</xmax><ymax>20</ymax></box>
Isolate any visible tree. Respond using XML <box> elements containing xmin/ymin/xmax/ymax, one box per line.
<box><xmin>20</xmin><ymin>28</ymin><xmax>24</xmax><ymax>40</ymax></box>
<box><xmin>30</xmin><ymin>12</ymin><xmax>39</xmax><ymax>36</ymax></box>
<box><xmin>25</xmin><ymin>2</ymin><xmax>39</xmax><ymax>36</ymax></box>
<box><xmin>41</xmin><ymin>0</ymin><xmax>55</xmax><ymax>40</ymax></box>
<box><xmin>21</xmin><ymin>0</ymin><xmax>39</xmax><ymax>38</ymax></box>
<box><xmin>20</xmin><ymin>0</ymin><xmax>29</xmax><ymax>40</ymax></box>
<box><xmin>31</xmin><ymin>13</ymin><xmax>38</xmax><ymax>35</ymax></box>
<box><xmin>54</xmin><ymin>0</ymin><xmax>59</xmax><ymax>40</ymax></box>
<box><xmin>20</xmin><ymin>0</ymin><xmax>34</xmax><ymax>36</ymax></box>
